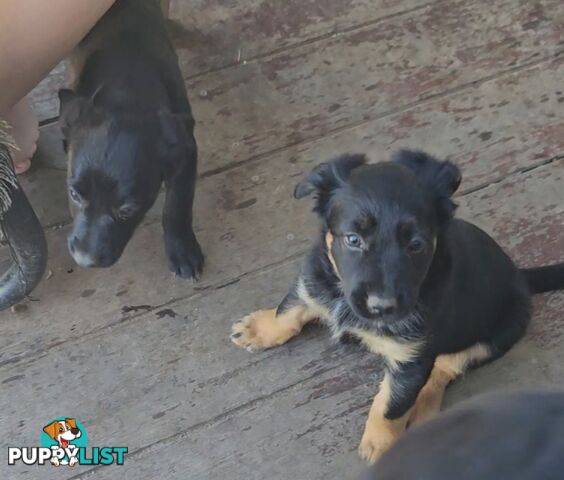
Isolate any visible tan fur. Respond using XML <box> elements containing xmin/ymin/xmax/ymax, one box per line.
<box><xmin>325</xmin><ymin>232</ymin><xmax>341</xmax><ymax>278</ymax></box>
<box><xmin>231</xmin><ymin>306</ymin><xmax>319</xmax><ymax>351</ymax></box>
<box><xmin>359</xmin><ymin>373</ymin><xmax>412</xmax><ymax>463</ymax></box>
<box><xmin>349</xmin><ymin>328</ymin><xmax>422</xmax><ymax>368</ymax></box>
<box><xmin>43</xmin><ymin>421</ymin><xmax>62</xmax><ymax>440</ymax></box>
<box><xmin>410</xmin><ymin>343</ymin><xmax>492</xmax><ymax>426</ymax></box>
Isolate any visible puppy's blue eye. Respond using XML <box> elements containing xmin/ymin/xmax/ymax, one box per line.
<box><xmin>408</xmin><ymin>239</ymin><xmax>424</xmax><ymax>254</ymax></box>
<box><xmin>344</xmin><ymin>233</ymin><xmax>362</xmax><ymax>249</ymax></box>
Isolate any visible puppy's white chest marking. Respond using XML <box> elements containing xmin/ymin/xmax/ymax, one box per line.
<box><xmin>349</xmin><ymin>328</ymin><xmax>422</xmax><ymax>367</ymax></box>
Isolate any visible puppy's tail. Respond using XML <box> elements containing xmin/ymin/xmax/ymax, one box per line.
<box><xmin>521</xmin><ymin>264</ymin><xmax>564</xmax><ymax>294</ymax></box>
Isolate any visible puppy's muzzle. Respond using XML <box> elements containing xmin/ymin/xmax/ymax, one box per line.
<box><xmin>68</xmin><ymin>235</ymin><xmax>114</xmax><ymax>268</ymax></box>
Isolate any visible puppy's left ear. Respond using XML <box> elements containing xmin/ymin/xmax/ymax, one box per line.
<box><xmin>392</xmin><ymin>149</ymin><xmax>461</xmax><ymax>221</ymax></box>
<box><xmin>58</xmin><ymin>89</ymin><xmax>89</xmax><ymax>138</ymax></box>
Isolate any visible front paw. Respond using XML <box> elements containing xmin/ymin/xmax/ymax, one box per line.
<box><xmin>50</xmin><ymin>457</ymin><xmax>60</xmax><ymax>467</ymax></box>
<box><xmin>358</xmin><ymin>423</ymin><xmax>397</xmax><ymax>464</ymax></box>
<box><xmin>69</xmin><ymin>456</ymin><xmax>78</xmax><ymax>467</ymax></box>
<box><xmin>165</xmin><ymin>232</ymin><xmax>204</xmax><ymax>280</ymax></box>
<box><xmin>231</xmin><ymin>308</ymin><xmax>301</xmax><ymax>352</ymax></box>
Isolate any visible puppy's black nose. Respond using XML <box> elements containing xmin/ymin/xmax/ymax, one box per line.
<box><xmin>366</xmin><ymin>295</ymin><xmax>397</xmax><ymax>316</ymax></box>
<box><xmin>71</xmin><ymin>428</ymin><xmax>79</xmax><ymax>435</ymax></box>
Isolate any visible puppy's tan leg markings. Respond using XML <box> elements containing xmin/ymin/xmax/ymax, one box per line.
<box><xmin>231</xmin><ymin>306</ymin><xmax>318</xmax><ymax>352</ymax></box>
<box><xmin>359</xmin><ymin>374</ymin><xmax>412</xmax><ymax>464</ymax></box>
<box><xmin>409</xmin><ymin>365</ymin><xmax>453</xmax><ymax>427</ymax></box>
<box><xmin>410</xmin><ymin>343</ymin><xmax>491</xmax><ymax>426</ymax></box>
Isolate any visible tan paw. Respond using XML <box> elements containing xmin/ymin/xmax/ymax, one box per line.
<box><xmin>230</xmin><ymin>309</ymin><xmax>300</xmax><ymax>352</ymax></box>
<box><xmin>358</xmin><ymin>424</ymin><xmax>397</xmax><ymax>464</ymax></box>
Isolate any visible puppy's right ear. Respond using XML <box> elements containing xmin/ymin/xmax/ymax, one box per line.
<box><xmin>58</xmin><ymin>89</ymin><xmax>89</xmax><ymax>138</ymax></box>
<box><xmin>294</xmin><ymin>154</ymin><xmax>366</xmax><ymax>203</ymax></box>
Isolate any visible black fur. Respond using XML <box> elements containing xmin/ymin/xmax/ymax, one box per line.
<box><xmin>59</xmin><ymin>0</ymin><xmax>203</xmax><ymax>279</ymax></box>
<box><xmin>286</xmin><ymin>150</ymin><xmax>564</xmax><ymax>419</ymax></box>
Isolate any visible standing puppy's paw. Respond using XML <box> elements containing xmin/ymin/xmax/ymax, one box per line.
<box><xmin>165</xmin><ymin>232</ymin><xmax>204</xmax><ymax>280</ymax></box>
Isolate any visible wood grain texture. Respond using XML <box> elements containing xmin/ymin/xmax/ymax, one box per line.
<box><xmin>1</xmin><ymin>162</ymin><xmax>562</xmax><ymax>480</ymax></box>
<box><xmin>28</xmin><ymin>0</ymin><xmax>433</xmax><ymax>121</ymax></box>
<box><xmin>3</xmin><ymin>1</ymin><xmax>563</xmax><ymax>478</ymax></box>
<box><xmin>188</xmin><ymin>0</ymin><xmax>564</xmax><ymax>175</ymax></box>
<box><xmin>27</xmin><ymin>56</ymin><xmax>564</xmax><ymax>225</ymax></box>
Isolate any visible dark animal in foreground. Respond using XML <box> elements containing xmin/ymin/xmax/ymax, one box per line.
<box><xmin>363</xmin><ymin>391</ymin><xmax>564</xmax><ymax>480</ymax></box>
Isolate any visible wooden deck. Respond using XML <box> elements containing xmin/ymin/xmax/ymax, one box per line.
<box><xmin>2</xmin><ymin>0</ymin><xmax>563</xmax><ymax>478</ymax></box>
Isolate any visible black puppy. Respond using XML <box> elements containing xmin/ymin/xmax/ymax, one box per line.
<box><xmin>59</xmin><ymin>0</ymin><xmax>203</xmax><ymax>279</ymax></box>
<box><xmin>364</xmin><ymin>391</ymin><xmax>564</xmax><ymax>480</ymax></box>
<box><xmin>231</xmin><ymin>150</ymin><xmax>564</xmax><ymax>462</ymax></box>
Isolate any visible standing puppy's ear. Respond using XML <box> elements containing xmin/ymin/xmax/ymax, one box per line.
<box><xmin>58</xmin><ymin>89</ymin><xmax>90</xmax><ymax>138</ymax></box>
<box><xmin>294</xmin><ymin>153</ymin><xmax>367</xmax><ymax>215</ymax></box>
<box><xmin>392</xmin><ymin>149</ymin><xmax>461</xmax><ymax>223</ymax></box>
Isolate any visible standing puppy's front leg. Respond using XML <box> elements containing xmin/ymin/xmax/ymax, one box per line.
<box><xmin>162</xmin><ymin>141</ymin><xmax>204</xmax><ymax>280</ymax></box>
<box><xmin>359</xmin><ymin>358</ymin><xmax>433</xmax><ymax>463</ymax></box>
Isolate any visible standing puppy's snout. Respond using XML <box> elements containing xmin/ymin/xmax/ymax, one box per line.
<box><xmin>366</xmin><ymin>295</ymin><xmax>397</xmax><ymax>316</ymax></box>
<box><xmin>68</xmin><ymin>232</ymin><xmax>98</xmax><ymax>268</ymax></box>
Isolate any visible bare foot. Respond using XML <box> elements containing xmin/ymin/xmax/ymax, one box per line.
<box><xmin>4</xmin><ymin>97</ymin><xmax>38</xmax><ymax>175</ymax></box>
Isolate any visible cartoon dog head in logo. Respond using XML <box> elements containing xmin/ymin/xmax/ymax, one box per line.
<box><xmin>43</xmin><ymin>418</ymin><xmax>81</xmax><ymax>449</ymax></box>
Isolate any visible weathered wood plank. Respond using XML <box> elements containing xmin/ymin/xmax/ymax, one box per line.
<box><xmin>28</xmin><ymin>0</ymin><xmax>433</xmax><ymax>121</ymax></box>
<box><xmin>27</xmin><ymin>56</ymin><xmax>564</xmax><ymax>229</ymax></box>
<box><xmin>169</xmin><ymin>0</ymin><xmax>434</xmax><ymax>76</ymax></box>
<box><xmin>188</xmin><ymin>0</ymin><xmax>564</xmax><ymax>175</ymax></box>
<box><xmin>30</xmin><ymin>0</ymin><xmax>562</xmax><ymax>138</ymax></box>
<box><xmin>84</xmin><ymin>331</ymin><xmax>564</xmax><ymax>480</ymax></box>
<box><xmin>1</xmin><ymin>162</ymin><xmax>562</xmax><ymax>480</ymax></box>
<box><xmin>9</xmin><ymin>54</ymin><xmax>564</xmax><ymax>360</ymax></box>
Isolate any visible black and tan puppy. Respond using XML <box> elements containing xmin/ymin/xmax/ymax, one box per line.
<box><xmin>59</xmin><ymin>0</ymin><xmax>203</xmax><ymax>278</ymax></box>
<box><xmin>231</xmin><ymin>150</ymin><xmax>564</xmax><ymax>462</ymax></box>
<box><xmin>364</xmin><ymin>391</ymin><xmax>564</xmax><ymax>480</ymax></box>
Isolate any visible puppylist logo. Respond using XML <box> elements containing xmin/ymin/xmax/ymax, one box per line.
<box><xmin>8</xmin><ymin>417</ymin><xmax>127</xmax><ymax>467</ymax></box>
